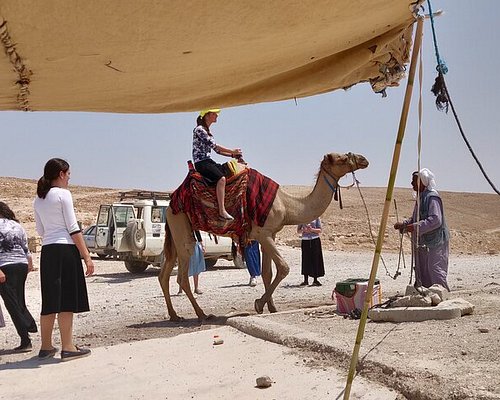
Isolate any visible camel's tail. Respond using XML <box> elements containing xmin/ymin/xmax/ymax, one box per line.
<box><xmin>163</xmin><ymin>218</ymin><xmax>177</xmax><ymax>266</ymax></box>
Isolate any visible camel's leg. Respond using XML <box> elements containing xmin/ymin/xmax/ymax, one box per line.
<box><xmin>261</xmin><ymin>248</ymin><xmax>277</xmax><ymax>313</ymax></box>
<box><xmin>177</xmin><ymin>248</ymin><xmax>208</xmax><ymax>321</ymax></box>
<box><xmin>254</xmin><ymin>236</ymin><xmax>289</xmax><ymax>314</ymax></box>
<box><xmin>166</xmin><ymin>209</ymin><xmax>208</xmax><ymax>321</ymax></box>
<box><xmin>158</xmin><ymin>255</ymin><xmax>182</xmax><ymax>322</ymax></box>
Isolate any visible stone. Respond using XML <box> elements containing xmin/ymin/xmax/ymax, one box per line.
<box><xmin>405</xmin><ymin>285</ymin><xmax>421</xmax><ymax>296</ymax></box>
<box><xmin>391</xmin><ymin>295</ymin><xmax>432</xmax><ymax>308</ymax></box>
<box><xmin>404</xmin><ymin>284</ymin><xmax>449</xmax><ymax>301</ymax></box>
<box><xmin>430</xmin><ymin>293</ymin><xmax>442</xmax><ymax>306</ymax></box>
<box><xmin>428</xmin><ymin>284</ymin><xmax>449</xmax><ymax>301</ymax></box>
<box><xmin>436</xmin><ymin>298</ymin><xmax>474</xmax><ymax>316</ymax></box>
<box><xmin>256</xmin><ymin>376</ymin><xmax>273</xmax><ymax>388</ymax></box>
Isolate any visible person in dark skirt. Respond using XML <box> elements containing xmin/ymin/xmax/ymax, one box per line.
<box><xmin>297</xmin><ymin>218</ymin><xmax>325</xmax><ymax>286</ymax></box>
<box><xmin>192</xmin><ymin>109</ymin><xmax>243</xmax><ymax>220</ymax></box>
<box><xmin>33</xmin><ymin>158</ymin><xmax>94</xmax><ymax>361</ymax></box>
<box><xmin>0</xmin><ymin>201</ymin><xmax>38</xmax><ymax>353</ymax></box>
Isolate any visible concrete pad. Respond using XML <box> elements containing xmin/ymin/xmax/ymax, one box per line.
<box><xmin>368</xmin><ymin>298</ymin><xmax>474</xmax><ymax>322</ymax></box>
<box><xmin>368</xmin><ymin>306</ymin><xmax>459</xmax><ymax>323</ymax></box>
<box><xmin>0</xmin><ymin>326</ymin><xmax>397</xmax><ymax>400</ymax></box>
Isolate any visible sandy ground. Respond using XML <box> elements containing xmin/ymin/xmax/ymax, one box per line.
<box><xmin>1</xmin><ymin>177</ymin><xmax>499</xmax><ymax>399</ymax></box>
<box><xmin>0</xmin><ymin>326</ymin><xmax>399</xmax><ymax>400</ymax></box>
<box><xmin>1</xmin><ymin>248</ymin><xmax>499</xmax><ymax>399</ymax></box>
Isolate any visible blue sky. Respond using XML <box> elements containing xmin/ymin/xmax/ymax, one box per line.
<box><xmin>1</xmin><ymin>0</ymin><xmax>499</xmax><ymax>194</ymax></box>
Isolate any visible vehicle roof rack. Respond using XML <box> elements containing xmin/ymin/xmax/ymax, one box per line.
<box><xmin>119</xmin><ymin>190</ymin><xmax>172</xmax><ymax>203</ymax></box>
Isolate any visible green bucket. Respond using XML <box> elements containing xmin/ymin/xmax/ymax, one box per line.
<box><xmin>335</xmin><ymin>278</ymin><xmax>381</xmax><ymax>298</ymax></box>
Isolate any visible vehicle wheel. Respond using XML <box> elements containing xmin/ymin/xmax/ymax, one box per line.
<box><xmin>125</xmin><ymin>221</ymin><xmax>146</xmax><ymax>251</ymax></box>
<box><xmin>233</xmin><ymin>252</ymin><xmax>246</xmax><ymax>269</ymax></box>
<box><xmin>204</xmin><ymin>258</ymin><xmax>218</xmax><ymax>270</ymax></box>
<box><xmin>124</xmin><ymin>260</ymin><xmax>149</xmax><ymax>273</ymax></box>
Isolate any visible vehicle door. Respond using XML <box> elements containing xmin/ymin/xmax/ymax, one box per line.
<box><xmin>95</xmin><ymin>205</ymin><xmax>112</xmax><ymax>248</ymax></box>
<box><xmin>83</xmin><ymin>225</ymin><xmax>97</xmax><ymax>249</ymax></box>
<box><xmin>148</xmin><ymin>205</ymin><xmax>166</xmax><ymax>252</ymax></box>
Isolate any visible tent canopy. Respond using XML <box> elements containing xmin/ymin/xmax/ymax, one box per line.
<box><xmin>0</xmin><ymin>1</ymin><xmax>421</xmax><ymax>113</ymax></box>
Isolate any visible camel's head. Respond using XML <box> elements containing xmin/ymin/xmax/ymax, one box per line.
<box><xmin>321</xmin><ymin>152</ymin><xmax>369</xmax><ymax>178</ymax></box>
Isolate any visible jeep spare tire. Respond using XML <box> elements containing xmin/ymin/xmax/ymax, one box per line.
<box><xmin>125</xmin><ymin>220</ymin><xmax>146</xmax><ymax>251</ymax></box>
<box><xmin>124</xmin><ymin>260</ymin><xmax>149</xmax><ymax>273</ymax></box>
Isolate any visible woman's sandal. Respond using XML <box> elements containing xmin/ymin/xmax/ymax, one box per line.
<box><xmin>60</xmin><ymin>346</ymin><xmax>91</xmax><ymax>362</ymax></box>
<box><xmin>38</xmin><ymin>347</ymin><xmax>58</xmax><ymax>359</ymax></box>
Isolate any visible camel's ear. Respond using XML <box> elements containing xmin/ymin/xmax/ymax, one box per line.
<box><xmin>326</xmin><ymin>153</ymin><xmax>334</xmax><ymax>165</ymax></box>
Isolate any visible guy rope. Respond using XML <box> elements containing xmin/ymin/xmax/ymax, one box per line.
<box><xmin>342</xmin><ymin>14</ymin><xmax>425</xmax><ymax>400</ymax></box>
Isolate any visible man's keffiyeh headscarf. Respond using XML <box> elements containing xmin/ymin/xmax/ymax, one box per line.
<box><xmin>419</xmin><ymin>168</ymin><xmax>437</xmax><ymax>191</ymax></box>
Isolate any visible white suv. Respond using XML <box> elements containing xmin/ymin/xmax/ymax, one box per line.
<box><xmin>92</xmin><ymin>191</ymin><xmax>243</xmax><ymax>273</ymax></box>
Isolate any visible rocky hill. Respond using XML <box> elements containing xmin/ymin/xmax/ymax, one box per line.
<box><xmin>1</xmin><ymin>176</ymin><xmax>499</xmax><ymax>255</ymax></box>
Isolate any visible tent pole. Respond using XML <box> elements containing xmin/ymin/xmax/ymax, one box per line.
<box><xmin>343</xmin><ymin>16</ymin><xmax>424</xmax><ymax>400</ymax></box>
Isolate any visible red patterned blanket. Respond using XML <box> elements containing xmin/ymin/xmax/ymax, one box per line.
<box><xmin>169</xmin><ymin>167</ymin><xmax>279</xmax><ymax>244</ymax></box>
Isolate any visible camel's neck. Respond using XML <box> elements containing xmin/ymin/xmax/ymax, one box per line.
<box><xmin>281</xmin><ymin>169</ymin><xmax>339</xmax><ymax>225</ymax></box>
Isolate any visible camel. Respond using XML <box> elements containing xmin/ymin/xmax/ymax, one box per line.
<box><xmin>158</xmin><ymin>152</ymin><xmax>369</xmax><ymax>321</ymax></box>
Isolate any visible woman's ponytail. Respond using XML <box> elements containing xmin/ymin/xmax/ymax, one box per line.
<box><xmin>36</xmin><ymin>176</ymin><xmax>51</xmax><ymax>199</ymax></box>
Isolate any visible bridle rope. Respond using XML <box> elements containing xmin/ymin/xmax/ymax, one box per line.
<box><xmin>321</xmin><ymin>153</ymin><xmax>359</xmax><ymax>210</ymax></box>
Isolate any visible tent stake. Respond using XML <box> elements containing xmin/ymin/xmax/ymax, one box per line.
<box><xmin>342</xmin><ymin>16</ymin><xmax>424</xmax><ymax>400</ymax></box>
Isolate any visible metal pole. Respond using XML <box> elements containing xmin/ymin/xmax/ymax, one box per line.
<box><xmin>343</xmin><ymin>16</ymin><xmax>424</xmax><ymax>399</ymax></box>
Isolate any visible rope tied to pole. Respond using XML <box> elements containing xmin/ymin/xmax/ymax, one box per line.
<box><xmin>353</xmin><ymin>173</ymin><xmax>403</xmax><ymax>280</ymax></box>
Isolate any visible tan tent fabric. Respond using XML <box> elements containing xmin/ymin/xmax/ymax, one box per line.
<box><xmin>0</xmin><ymin>1</ymin><xmax>421</xmax><ymax>113</ymax></box>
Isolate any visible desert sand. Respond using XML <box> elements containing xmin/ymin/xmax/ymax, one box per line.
<box><xmin>0</xmin><ymin>177</ymin><xmax>499</xmax><ymax>399</ymax></box>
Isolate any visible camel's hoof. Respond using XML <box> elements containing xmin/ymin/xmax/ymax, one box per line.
<box><xmin>201</xmin><ymin>313</ymin><xmax>217</xmax><ymax>323</ymax></box>
<box><xmin>268</xmin><ymin>304</ymin><xmax>277</xmax><ymax>313</ymax></box>
<box><xmin>197</xmin><ymin>313</ymin><xmax>211</xmax><ymax>322</ymax></box>
<box><xmin>169</xmin><ymin>315</ymin><xmax>184</xmax><ymax>322</ymax></box>
<box><xmin>254</xmin><ymin>299</ymin><xmax>264</xmax><ymax>314</ymax></box>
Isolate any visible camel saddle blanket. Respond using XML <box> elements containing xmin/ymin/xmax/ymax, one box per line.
<box><xmin>169</xmin><ymin>168</ymin><xmax>279</xmax><ymax>242</ymax></box>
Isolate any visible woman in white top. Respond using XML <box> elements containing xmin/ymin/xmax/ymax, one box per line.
<box><xmin>34</xmin><ymin>158</ymin><xmax>94</xmax><ymax>361</ymax></box>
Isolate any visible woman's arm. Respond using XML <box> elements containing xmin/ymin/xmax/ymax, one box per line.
<box><xmin>414</xmin><ymin>197</ymin><xmax>443</xmax><ymax>234</ymax></box>
<box><xmin>27</xmin><ymin>254</ymin><xmax>34</xmax><ymax>272</ymax></box>
<box><xmin>34</xmin><ymin>208</ymin><xmax>45</xmax><ymax>237</ymax></box>
<box><xmin>19</xmin><ymin>226</ymin><xmax>33</xmax><ymax>271</ymax></box>
<box><xmin>61</xmin><ymin>190</ymin><xmax>94</xmax><ymax>276</ymax></box>
<box><xmin>71</xmin><ymin>232</ymin><xmax>94</xmax><ymax>276</ymax></box>
<box><xmin>60</xmin><ymin>190</ymin><xmax>81</xmax><ymax>234</ymax></box>
<box><xmin>214</xmin><ymin>144</ymin><xmax>242</xmax><ymax>158</ymax></box>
